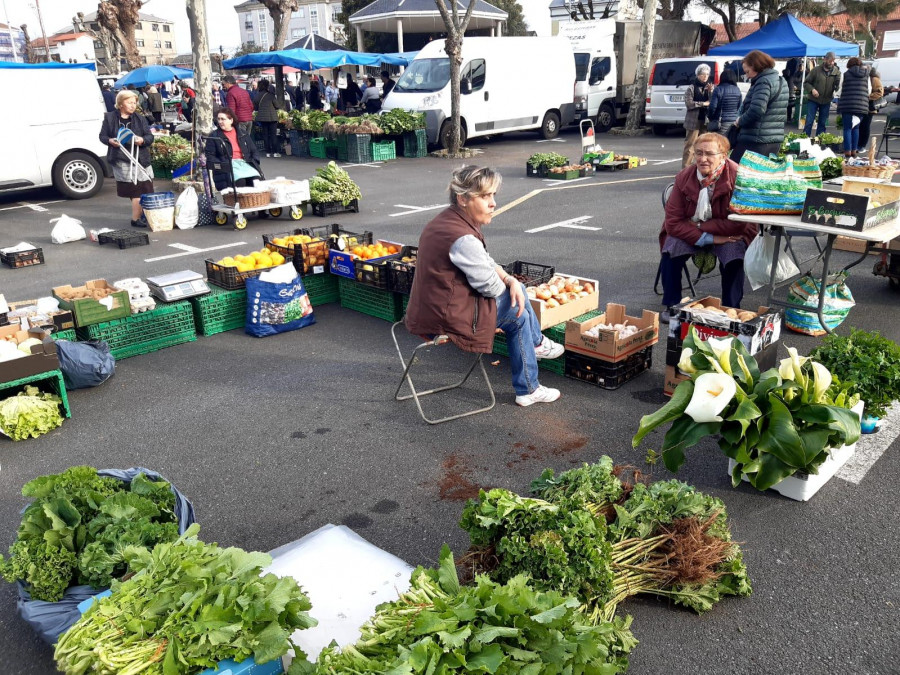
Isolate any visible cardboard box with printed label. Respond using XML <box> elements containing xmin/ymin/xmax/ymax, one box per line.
<box><xmin>834</xmin><ymin>234</ymin><xmax>900</xmax><ymax>255</ymax></box>
<box><xmin>664</xmin><ymin>341</ymin><xmax>779</xmax><ymax>397</ymax></box>
<box><xmin>801</xmin><ymin>183</ymin><xmax>900</xmax><ymax>232</ymax></box>
<box><xmin>328</xmin><ymin>240</ymin><xmax>403</xmax><ymax>280</ymax></box>
<box><xmin>565</xmin><ymin>303</ymin><xmax>659</xmax><ymax>362</ymax></box>
<box><xmin>668</xmin><ymin>297</ymin><xmax>781</xmax><ymax>363</ymax></box>
<box><xmin>7</xmin><ymin>300</ymin><xmax>74</xmax><ymax>332</ymax></box>
<box><xmin>529</xmin><ymin>274</ymin><xmax>599</xmax><ymax>329</ymax></box>
<box><xmin>0</xmin><ymin>326</ymin><xmax>59</xmax><ymax>383</ymax></box>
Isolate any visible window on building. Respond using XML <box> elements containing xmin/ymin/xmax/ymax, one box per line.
<box><xmin>135</xmin><ymin>22</ymin><xmax>142</xmax><ymax>30</ymax></box>
<box><xmin>136</xmin><ymin>39</ymin><xmax>145</xmax><ymax>47</ymax></box>
<box><xmin>245</xmin><ymin>21</ymin><xmax>253</xmax><ymax>29</ymax></box>
<box><xmin>165</xmin><ymin>41</ymin><xmax>172</xmax><ymax>49</ymax></box>
<box><xmin>152</xmin><ymin>23</ymin><xmax>159</xmax><ymax>31</ymax></box>
<box><xmin>299</xmin><ymin>27</ymin><xmax>307</xmax><ymax>36</ymax></box>
<box><xmin>291</xmin><ymin>28</ymin><xmax>301</xmax><ymax>38</ymax></box>
<box><xmin>153</xmin><ymin>40</ymin><xmax>161</xmax><ymax>48</ymax></box>
<box><xmin>310</xmin><ymin>8</ymin><xmax>319</xmax><ymax>34</ymax></box>
<box><xmin>163</xmin><ymin>25</ymin><xmax>170</xmax><ymax>32</ymax></box>
<box><xmin>93</xmin><ymin>40</ymin><xmax>102</xmax><ymax>49</ymax></box>
<box><xmin>247</xmin><ymin>39</ymin><xmax>255</xmax><ymax>45</ymax></box>
<box><xmin>297</xmin><ymin>8</ymin><xmax>305</xmax><ymax>17</ymax></box>
<box><xmin>90</xmin><ymin>22</ymin><xmax>100</xmax><ymax>30</ymax></box>
<box><xmin>141</xmin><ymin>56</ymin><xmax>148</xmax><ymax>64</ymax></box>
<box><xmin>332</xmin><ymin>8</ymin><xmax>340</xmax><ymax>22</ymax></box>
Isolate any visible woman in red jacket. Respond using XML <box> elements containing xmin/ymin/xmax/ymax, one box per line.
<box><xmin>658</xmin><ymin>132</ymin><xmax>757</xmax><ymax>322</ymax></box>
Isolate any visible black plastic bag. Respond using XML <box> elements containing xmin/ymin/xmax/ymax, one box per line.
<box><xmin>55</xmin><ymin>339</ymin><xmax>115</xmax><ymax>389</ymax></box>
<box><xmin>15</xmin><ymin>467</ymin><xmax>196</xmax><ymax>644</ymax></box>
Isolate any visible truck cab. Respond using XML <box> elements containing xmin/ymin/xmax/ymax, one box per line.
<box><xmin>561</xmin><ymin>20</ymin><xmax>619</xmax><ymax>132</ymax></box>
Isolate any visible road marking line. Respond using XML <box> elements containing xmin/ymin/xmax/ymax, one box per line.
<box><xmin>389</xmin><ymin>204</ymin><xmax>445</xmax><ymax>217</ymax></box>
<box><xmin>648</xmin><ymin>159</ymin><xmax>682</xmax><ymax>165</ymax></box>
<box><xmin>837</xmin><ymin>401</ymin><xmax>900</xmax><ymax>484</ymax></box>
<box><xmin>144</xmin><ymin>241</ymin><xmax>246</xmax><ymax>263</ymax></box>
<box><xmin>536</xmin><ymin>138</ymin><xmax>566</xmax><ymax>143</ymax></box>
<box><xmin>493</xmin><ymin>175</ymin><xmax>668</xmax><ymax>217</ymax></box>
<box><xmin>339</xmin><ymin>162</ymin><xmax>383</xmax><ymax>169</ymax></box>
<box><xmin>526</xmin><ymin>216</ymin><xmax>597</xmax><ymax>233</ymax></box>
<box><xmin>542</xmin><ymin>177</ymin><xmax>591</xmax><ymax>185</ymax></box>
<box><xmin>169</xmin><ymin>243</ymin><xmax>201</xmax><ymax>253</ymax></box>
<box><xmin>0</xmin><ymin>200</ymin><xmax>64</xmax><ymax>212</ymax></box>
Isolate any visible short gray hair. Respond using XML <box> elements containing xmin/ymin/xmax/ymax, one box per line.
<box><xmin>696</xmin><ymin>63</ymin><xmax>711</xmax><ymax>77</ymax></box>
<box><xmin>448</xmin><ymin>166</ymin><xmax>502</xmax><ymax>206</ymax></box>
<box><xmin>825</xmin><ymin>52</ymin><xmax>836</xmax><ymax>61</ymax></box>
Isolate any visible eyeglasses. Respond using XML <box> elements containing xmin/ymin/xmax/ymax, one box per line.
<box><xmin>695</xmin><ymin>151</ymin><xmax>723</xmax><ymax>159</ymax></box>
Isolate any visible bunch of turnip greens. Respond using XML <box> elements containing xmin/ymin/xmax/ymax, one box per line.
<box><xmin>55</xmin><ymin>524</ymin><xmax>317</xmax><ymax>675</ymax></box>
<box><xmin>302</xmin><ymin>544</ymin><xmax>635</xmax><ymax>675</ymax></box>
<box><xmin>0</xmin><ymin>466</ymin><xmax>180</xmax><ymax>602</ymax></box>
<box><xmin>460</xmin><ymin>456</ymin><xmax>751</xmax><ymax>623</ymax></box>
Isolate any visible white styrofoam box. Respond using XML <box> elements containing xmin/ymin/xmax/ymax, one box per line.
<box><xmin>114</xmin><ymin>278</ymin><xmax>151</xmax><ymax>300</ymax></box>
<box><xmin>264</xmin><ymin>524</ymin><xmax>413</xmax><ymax>664</ymax></box>
<box><xmin>728</xmin><ymin>400</ymin><xmax>863</xmax><ymax>501</ymax></box>
<box><xmin>130</xmin><ymin>297</ymin><xmax>156</xmax><ymax>313</ymax></box>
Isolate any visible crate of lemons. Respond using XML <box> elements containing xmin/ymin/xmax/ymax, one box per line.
<box><xmin>214</xmin><ymin>247</ymin><xmax>287</xmax><ymax>273</ymax></box>
<box><xmin>266</xmin><ymin>233</ymin><xmax>329</xmax><ymax>274</ymax></box>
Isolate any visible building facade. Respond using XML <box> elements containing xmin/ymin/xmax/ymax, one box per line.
<box><xmin>234</xmin><ymin>0</ymin><xmax>345</xmax><ymax>50</ymax></box>
<box><xmin>0</xmin><ymin>23</ymin><xmax>27</xmax><ymax>62</ymax></box>
<box><xmin>28</xmin><ymin>33</ymin><xmax>97</xmax><ymax>65</ymax></box>
<box><xmin>52</xmin><ymin>11</ymin><xmax>178</xmax><ymax>68</ymax></box>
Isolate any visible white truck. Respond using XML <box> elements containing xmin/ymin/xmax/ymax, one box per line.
<box><xmin>558</xmin><ymin>19</ymin><xmax>709</xmax><ymax>132</ymax></box>
<box><xmin>383</xmin><ymin>37</ymin><xmax>576</xmax><ymax>148</ymax></box>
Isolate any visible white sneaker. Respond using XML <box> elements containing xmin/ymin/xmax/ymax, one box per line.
<box><xmin>515</xmin><ymin>385</ymin><xmax>561</xmax><ymax>407</ymax></box>
<box><xmin>534</xmin><ymin>335</ymin><xmax>564</xmax><ymax>360</ymax></box>
<box><xmin>273</xmin><ymin>153</ymin><xmax>282</xmax><ymax>158</ymax></box>
<box><xmin>266</xmin><ymin>153</ymin><xmax>272</xmax><ymax>157</ymax></box>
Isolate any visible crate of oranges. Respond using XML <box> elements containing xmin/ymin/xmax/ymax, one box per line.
<box><xmin>263</xmin><ymin>229</ymin><xmax>330</xmax><ymax>275</ymax></box>
<box><xmin>329</xmin><ymin>239</ymin><xmax>402</xmax><ymax>284</ymax></box>
<box><xmin>205</xmin><ymin>248</ymin><xmax>289</xmax><ymax>290</ymax></box>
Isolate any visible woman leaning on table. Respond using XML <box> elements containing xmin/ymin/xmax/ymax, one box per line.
<box><xmin>658</xmin><ymin>133</ymin><xmax>757</xmax><ymax>323</ymax></box>
<box><xmin>729</xmin><ymin>50</ymin><xmax>788</xmax><ymax>164</ymax></box>
<box><xmin>99</xmin><ymin>89</ymin><xmax>155</xmax><ymax>228</ymax></box>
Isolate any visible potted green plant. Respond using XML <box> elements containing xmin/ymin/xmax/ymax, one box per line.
<box><xmin>816</xmin><ymin>132</ymin><xmax>843</xmax><ymax>153</ymax></box>
<box><xmin>633</xmin><ymin>327</ymin><xmax>861</xmax><ymax>499</ymax></box>
<box><xmin>809</xmin><ymin>327</ymin><xmax>900</xmax><ymax>429</ymax></box>
<box><xmin>526</xmin><ymin>152</ymin><xmax>568</xmax><ymax>178</ymax></box>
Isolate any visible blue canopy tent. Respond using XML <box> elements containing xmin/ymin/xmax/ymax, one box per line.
<box><xmin>707</xmin><ymin>14</ymin><xmax>859</xmax><ymax>58</ymax></box>
<box><xmin>223</xmin><ymin>48</ymin><xmax>417</xmax><ymax>71</ymax></box>
<box><xmin>0</xmin><ymin>62</ymin><xmax>96</xmax><ymax>70</ymax></box>
<box><xmin>114</xmin><ymin>65</ymin><xmax>194</xmax><ymax>88</ymax></box>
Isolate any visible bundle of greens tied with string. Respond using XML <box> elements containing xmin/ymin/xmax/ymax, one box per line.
<box><xmin>309</xmin><ymin>161</ymin><xmax>362</xmax><ymax>206</ymax></box>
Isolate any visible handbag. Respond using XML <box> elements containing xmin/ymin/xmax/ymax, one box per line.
<box><xmin>707</xmin><ymin>119</ymin><xmax>720</xmax><ymax>132</ymax></box>
<box><xmin>726</xmin><ymin>123</ymin><xmax>740</xmax><ymax>148</ymax></box>
<box><xmin>729</xmin><ymin>151</ymin><xmax>822</xmax><ymax>215</ymax></box>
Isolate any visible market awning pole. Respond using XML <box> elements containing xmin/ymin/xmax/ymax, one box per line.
<box><xmin>798</xmin><ymin>56</ymin><xmax>808</xmax><ymax>129</ymax></box>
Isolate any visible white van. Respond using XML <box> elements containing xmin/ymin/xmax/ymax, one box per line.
<box><xmin>0</xmin><ymin>62</ymin><xmax>110</xmax><ymax>199</ymax></box>
<box><xmin>874</xmin><ymin>57</ymin><xmax>900</xmax><ymax>89</ymax></box>
<box><xmin>383</xmin><ymin>37</ymin><xmax>575</xmax><ymax>148</ymax></box>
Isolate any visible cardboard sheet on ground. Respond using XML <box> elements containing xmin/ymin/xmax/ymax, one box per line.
<box><xmin>264</xmin><ymin>524</ymin><xmax>414</xmax><ymax>663</ymax></box>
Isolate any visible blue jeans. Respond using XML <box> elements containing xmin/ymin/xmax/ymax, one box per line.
<box><xmin>495</xmin><ymin>282</ymin><xmax>542</xmax><ymax>396</ymax></box>
<box><xmin>843</xmin><ymin>115</ymin><xmax>860</xmax><ymax>155</ymax></box>
<box><xmin>804</xmin><ymin>101</ymin><xmax>830</xmax><ymax>137</ymax></box>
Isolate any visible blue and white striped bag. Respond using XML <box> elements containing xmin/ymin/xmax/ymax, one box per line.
<box><xmin>730</xmin><ymin>152</ymin><xmax>822</xmax><ymax>215</ymax></box>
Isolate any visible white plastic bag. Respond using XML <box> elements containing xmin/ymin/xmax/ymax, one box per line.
<box><xmin>744</xmin><ymin>231</ymin><xmax>800</xmax><ymax>291</ymax></box>
<box><xmin>49</xmin><ymin>215</ymin><xmax>85</xmax><ymax>244</ymax></box>
<box><xmin>174</xmin><ymin>186</ymin><xmax>199</xmax><ymax>229</ymax></box>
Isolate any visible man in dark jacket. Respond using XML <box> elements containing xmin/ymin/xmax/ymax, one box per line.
<box><xmin>101</xmin><ymin>84</ymin><xmax>116</xmax><ymax>112</ymax></box>
<box><xmin>803</xmin><ymin>52</ymin><xmax>841</xmax><ymax>137</ymax></box>
<box><xmin>223</xmin><ymin>75</ymin><xmax>255</xmax><ymax>136</ymax></box>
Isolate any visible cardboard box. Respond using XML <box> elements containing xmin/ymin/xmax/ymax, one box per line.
<box><xmin>52</xmin><ymin>280</ymin><xmax>130</xmax><ymax>327</ymax></box>
<box><xmin>801</xmin><ymin>184</ymin><xmax>900</xmax><ymax>232</ymax></box>
<box><xmin>565</xmin><ymin>303</ymin><xmax>659</xmax><ymax>362</ymax></box>
<box><xmin>529</xmin><ymin>274</ymin><xmax>599</xmax><ymax>329</ymax></box>
<box><xmin>7</xmin><ymin>300</ymin><xmax>74</xmax><ymax>332</ymax></box>
<box><xmin>0</xmin><ymin>326</ymin><xmax>60</xmax><ymax>383</ymax></box>
<box><xmin>673</xmin><ymin>297</ymin><xmax>781</xmax><ymax>356</ymax></box>
<box><xmin>328</xmin><ymin>240</ymin><xmax>402</xmax><ymax>280</ymax></box>
<box><xmin>834</xmin><ymin>234</ymin><xmax>900</xmax><ymax>255</ymax></box>
<box><xmin>663</xmin><ymin>364</ymin><xmax>689</xmax><ymax>397</ymax></box>
<box><xmin>664</xmin><ymin>341</ymin><xmax>779</xmax><ymax>397</ymax></box>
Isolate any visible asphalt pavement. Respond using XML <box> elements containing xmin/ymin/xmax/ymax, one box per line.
<box><xmin>1</xmin><ymin>122</ymin><xmax>898</xmax><ymax>674</ymax></box>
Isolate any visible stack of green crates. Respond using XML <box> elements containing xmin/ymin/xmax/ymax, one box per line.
<box><xmin>189</xmin><ymin>286</ymin><xmax>247</xmax><ymax>337</ymax></box>
<box><xmin>371</xmin><ymin>141</ymin><xmax>396</xmax><ymax>162</ymax></box>
<box><xmin>309</xmin><ymin>137</ymin><xmax>327</xmax><ymax>159</ymax></box>
<box><xmin>76</xmin><ymin>300</ymin><xmax>196</xmax><ymax>359</ymax></box>
<box><xmin>493</xmin><ymin>309</ymin><xmax>603</xmax><ymax>376</ymax></box>
<box><xmin>338</xmin><ymin>277</ymin><xmax>402</xmax><ymax>322</ymax></box>
<box><xmin>402</xmin><ymin>129</ymin><xmax>427</xmax><ymax>158</ymax></box>
<box><xmin>303</xmin><ymin>272</ymin><xmax>340</xmax><ymax>306</ymax></box>
<box><xmin>51</xmin><ymin>329</ymin><xmax>77</xmax><ymax>342</ymax></box>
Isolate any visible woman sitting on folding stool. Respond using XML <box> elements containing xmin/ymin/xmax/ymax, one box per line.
<box><xmin>405</xmin><ymin>166</ymin><xmax>564</xmax><ymax>407</ymax></box>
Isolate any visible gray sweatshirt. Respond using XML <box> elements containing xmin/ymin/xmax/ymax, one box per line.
<box><xmin>449</xmin><ymin>234</ymin><xmax>505</xmax><ymax>298</ymax></box>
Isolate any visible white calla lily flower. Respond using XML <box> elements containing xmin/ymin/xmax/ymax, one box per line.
<box><xmin>678</xmin><ymin>348</ymin><xmax>697</xmax><ymax>374</ymax></box>
<box><xmin>779</xmin><ymin>347</ymin><xmax>809</xmax><ymax>387</ymax></box>
<box><xmin>706</xmin><ymin>336</ymin><xmax>735</xmax><ymax>375</ymax></box>
<box><xmin>684</xmin><ymin>372</ymin><xmax>737</xmax><ymax>423</ymax></box>
<box><xmin>811</xmin><ymin>361</ymin><xmax>833</xmax><ymax>402</ymax></box>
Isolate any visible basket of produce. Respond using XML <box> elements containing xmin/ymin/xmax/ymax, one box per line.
<box><xmin>206</xmin><ymin>247</ymin><xmax>288</xmax><ymax>290</ymax></box>
<box><xmin>221</xmin><ymin>186</ymin><xmax>271</xmax><ymax>209</ymax></box>
<box><xmin>263</xmin><ymin>229</ymin><xmax>329</xmax><ymax>274</ymax></box>
<box><xmin>526</xmin><ymin>152</ymin><xmax>568</xmax><ymax>177</ymax></box>
<box><xmin>842</xmin><ymin>142</ymin><xmax>897</xmax><ymax>180</ymax></box>
<box><xmin>546</xmin><ymin>163</ymin><xmax>592</xmax><ymax>180</ymax></box>
<box><xmin>1</xmin><ymin>244</ymin><xmax>44</xmax><ymax>269</ymax></box>
<box><xmin>309</xmin><ymin>161</ymin><xmax>362</xmax><ymax>211</ymax></box>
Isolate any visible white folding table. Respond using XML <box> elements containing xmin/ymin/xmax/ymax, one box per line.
<box><xmin>728</xmin><ymin>213</ymin><xmax>900</xmax><ymax>333</ymax></box>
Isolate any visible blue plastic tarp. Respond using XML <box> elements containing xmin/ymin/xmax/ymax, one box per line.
<box><xmin>0</xmin><ymin>61</ymin><xmax>96</xmax><ymax>70</ymax></box>
<box><xmin>224</xmin><ymin>48</ymin><xmax>418</xmax><ymax>71</ymax></box>
<box><xmin>708</xmin><ymin>14</ymin><xmax>859</xmax><ymax>58</ymax></box>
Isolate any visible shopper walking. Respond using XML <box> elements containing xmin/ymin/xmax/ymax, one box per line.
<box><xmin>803</xmin><ymin>52</ymin><xmax>841</xmax><ymax>137</ymax></box>
<box><xmin>857</xmin><ymin>68</ymin><xmax>884</xmax><ymax>153</ymax></box>
<box><xmin>730</xmin><ymin>50</ymin><xmax>788</xmax><ymax>164</ymax></box>
<box><xmin>838</xmin><ymin>58</ymin><xmax>872</xmax><ymax>158</ymax></box>
<box><xmin>255</xmin><ymin>79</ymin><xmax>283</xmax><ymax>158</ymax></box>
<box><xmin>146</xmin><ymin>85</ymin><xmax>163</xmax><ymax>124</ymax></box>
<box><xmin>682</xmin><ymin>64</ymin><xmax>713</xmax><ymax>168</ymax></box>
<box><xmin>223</xmin><ymin>75</ymin><xmax>255</xmax><ymax>136</ymax></box>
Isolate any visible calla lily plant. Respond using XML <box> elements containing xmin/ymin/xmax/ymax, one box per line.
<box><xmin>633</xmin><ymin>327</ymin><xmax>861</xmax><ymax>491</ymax></box>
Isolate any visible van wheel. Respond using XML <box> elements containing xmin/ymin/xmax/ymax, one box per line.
<box><xmin>540</xmin><ymin>111</ymin><xmax>561</xmax><ymax>139</ymax></box>
<box><xmin>652</xmin><ymin>124</ymin><xmax>669</xmax><ymax>136</ymax></box>
<box><xmin>53</xmin><ymin>152</ymin><xmax>103</xmax><ymax>199</ymax></box>
<box><xmin>440</xmin><ymin>121</ymin><xmax>467</xmax><ymax>150</ymax></box>
<box><xmin>595</xmin><ymin>103</ymin><xmax>615</xmax><ymax>133</ymax></box>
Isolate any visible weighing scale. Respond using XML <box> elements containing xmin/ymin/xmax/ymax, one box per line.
<box><xmin>146</xmin><ymin>270</ymin><xmax>210</xmax><ymax>302</ymax></box>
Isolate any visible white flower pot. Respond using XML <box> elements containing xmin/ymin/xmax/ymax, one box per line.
<box><xmin>727</xmin><ymin>400</ymin><xmax>864</xmax><ymax>502</ymax></box>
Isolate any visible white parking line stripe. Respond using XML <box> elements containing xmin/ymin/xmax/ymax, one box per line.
<box><xmin>169</xmin><ymin>243</ymin><xmax>202</xmax><ymax>252</ymax></box>
<box><xmin>837</xmin><ymin>401</ymin><xmax>900</xmax><ymax>484</ymax></box>
<box><xmin>389</xmin><ymin>204</ymin><xmax>445</xmax><ymax>217</ymax></box>
<box><xmin>0</xmin><ymin>200</ymin><xmax>64</xmax><ymax>212</ymax></box>
<box><xmin>144</xmin><ymin>241</ymin><xmax>246</xmax><ymax>263</ymax></box>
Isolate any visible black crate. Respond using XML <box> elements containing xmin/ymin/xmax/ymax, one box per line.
<box><xmin>98</xmin><ymin>230</ymin><xmax>151</xmax><ymax>249</ymax></box>
<box><xmin>1</xmin><ymin>247</ymin><xmax>44</xmax><ymax>268</ymax></box>
<box><xmin>564</xmin><ymin>346</ymin><xmax>653</xmax><ymax>390</ymax></box>
<box><xmin>388</xmin><ymin>245</ymin><xmax>418</xmax><ymax>294</ymax></box>
<box><xmin>312</xmin><ymin>199</ymin><xmax>360</xmax><ymax>217</ymax></box>
<box><xmin>353</xmin><ymin>253</ymin><xmax>401</xmax><ymax>290</ymax></box>
<box><xmin>205</xmin><ymin>259</ymin><xmax>267</xmax><ymax>290</ymax></box>
<box><xmin>502</xmin><ymin>261</ymin><xmax>555</xmax><ymax>287</ymax></box>
<box><xmin>525</xmin><ymin>162</ymin><xmax>547</xmax><ymax>178</ymax></box>
<box><xmin>262</xmin><ymin>230</ymin><xmax>326</xmax><ymax>275</ymax></box>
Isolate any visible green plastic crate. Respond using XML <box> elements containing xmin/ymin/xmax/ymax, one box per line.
<box><xmin>76</xmin><ymin>301</ymin><xmax>197</xmax><ymax>359</ymax></box>
<box><xmin>189</xmin><ymin>286</ymin><xmax>247</xmax><ymax>337</ymax></box>
<box><xmin>400</xmin><ymin>294</ymin><xmax>410</xmax><ymax>316</ymax></box>
<box><xmin>491</xmin><ymin>313</ymin><xmax>603</xmax><ymax>376</ymax></box>
<box><xmin>303</xmin><ymin>272</ymin><xmax>339</xmax><ymax>306</ymax></box>
<box><xmin>338</xmin><ymin>277</ymin><xmax>401</xmax><ymax>322</ymax></box>
<box><xmin>371</xmin><ymin>141</ymin><xmax>396</xmax><ymax>162</ymax></box>
<box><xmin>51</xmin><ymin>329</ymin><xmax>77</xmax><ymax>342</ymax></box>
<box><xmin>309</xmin><ymin>137</ymin><xmax>327</xmax><ymax>159</ymax></box>
<box><xmin>0</xmin><ymin>369</ymin><xmax>70</xmax><ymax>418</ymax></box>
<box><xmin>402</xmin><ymin>129</ymin><xmax>427</xmax><ymax>158</ymax></box>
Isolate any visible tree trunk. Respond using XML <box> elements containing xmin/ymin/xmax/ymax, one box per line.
<box><xmin>75</xmin><ymin>12</ymin><xmax>120</xmax><ymax>75</ymax></box>
<box><xmin>186</xmin><ymin>0</ymin><xmax>214</xmax><ymax>136</ymax></box>
<box><xmin>259</xmin><ymin>0</ymin><xmax>299</xmax><ymax>50</ymax></box>
<box><xmin>625</xmin><ymin>0</ymin><xmax>658</xmax><ymax>131</ymax></box>
<box><xmin>98</xmin><ymin>0</ymin><xmax>141</xmax><ymax>70</ymax></box>
<box><xmin>434</xmin><ymin>0</ymin><xmax>477</xmax><ymax>156</ymax></box>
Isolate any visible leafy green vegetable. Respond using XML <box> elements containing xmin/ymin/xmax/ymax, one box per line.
<box><xmin>55</xmin><ymin>524</ymin><xmax>317</xmax><ymax>675</ymax></box>
<box><xmin>150</xmin><ymin>134</ymin><xmax>193</xmax><ymax>171</ymax></box>
<box><xmin>307</xmin><ymin>544</ymin><xmax>635</xmax><ymax>675</ymax></box>
<box><xmin>527</xmin><ymin>152</ymin><xmax>568</xmax><ymax>169</ymax></box>
<box><xmin>377</xmin><ymin>108</ymin><xmax>426</xmax><ymax>134</ymax></box>
<box><xmin>819</xmin><ymin>156</ymin><xmax>844</xmax><ymax>180</ymax></box>
<box><xmin>815</xmin><ymin>132</ymin><xmax>843</xmax><ymax>145</ymax></box>
<box><xmin>309</xmin><ymin>161</ymin><xmax>362</xmax><ymax>205</ymax></box>
<box><xmin>290</xmin><ymin>109</ymin><xmax>331</xmax><ymax>132</ymax></box>
<box><xmin>0</xmin><ymin>385</ymin><xmax>64</xmax><ymax>441</ymax></box>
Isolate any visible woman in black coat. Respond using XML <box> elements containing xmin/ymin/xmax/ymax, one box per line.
<box><xmin>837</xmin><ymin>58</ymin><xmax>871</xmax><ymax>158</ymax></box>
<box><xmin>99</xmin><ymin>89</ymin><xmax>155</xmax><ymax>227</ymax></box>
<box><xmin>205</xmin><ymin>107</ymin><xmax>262</xmax><ymax>191</ymax></box>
